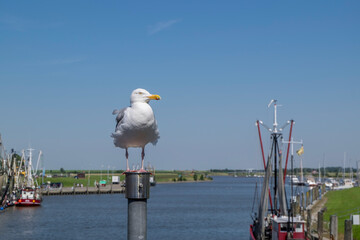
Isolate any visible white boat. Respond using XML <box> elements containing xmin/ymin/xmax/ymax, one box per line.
<box><xmin>306</xmin><ymin>178</ymin><xmax>316</xmax><ymax>187</ymax></box>
<box><xmin>333</xmin><ymin>178</ymin><xmax>353</xmax><ymax>190</ymax></box>
<box><xmin>324</xmin><ymin>179</ymin><xmax>333</xmax><ymax>188</ymax></box>
<box><xmin>291</xmin><ymin>176</ymin><xmax>299</xmax><ymax>184</ymax></box>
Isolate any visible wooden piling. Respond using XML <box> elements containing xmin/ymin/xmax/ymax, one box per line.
<box><xmin>330</xmin><ymin>215</ymin><xmax>338</xmax><ymax>240</ymax></box>
<box><xmin>306</xmin><ymin>209</ymin><xmax>311</xmax><ymax>239</ymax></box>
<box><xmin>301</xmin><ymin>192</ymin><xmax>305</xmax><ymax>208</ymax></box>
<box><xmin>344</xmin><ymin>219</ymin><xmax>353</xmax><ymax>240</ymax></box>
<box><xmin>306</xmin><ymin>191</ymin><xmax>310</xmax><ymax>207</ymax></box>
<box><xmin>312</xmin><ymin>188</ymin><xmax>316</xmax><ymax>202</ymax></box>
<box><xmin>296</xmin><ymin>194</ymin><xmax>300</xmax><ymax>215</ymax></box>
<box><xmin>318</xmin><ymin>211</ymin><xmax>323</xmax><ymax>240</ymax></box>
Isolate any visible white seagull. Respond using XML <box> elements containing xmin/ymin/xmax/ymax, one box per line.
<box><xmin>112</xmin><ymin>88</ymin><xmax>161</xmax><ymax>172</ymax></box>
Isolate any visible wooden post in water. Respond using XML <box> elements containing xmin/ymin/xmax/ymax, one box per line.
<box><xmin>301</xmin><ymin>192</ymin><xmax>305</xmax><ymax>209</ymax></box>
<box><xmin>306</xmin><ymin>209</ymin><xmax>312</xmax><ymax>239</ymax></box>
<box><xmin>306</xmin><ymin>191</ymin><xmax>310</xmax><ymax>207</ymax></box>
<box><xmin>301</xmin><ymin>192</ymin><xmax>305</xmax><ymax>218</ymax></box>
<box><xmin>318</xmin><ymin>211</ymin><xmax>323</xmax><ymax>240</ymax></box>
<box><xmin>344</xmin><ymin>219</ymin><xmax>353</xmax><ymax>240</ymax></box>
<box><xmin>312</xmin><ymin>188</ymin><xmax>315</xmax><ymax>202</ymax></box>
<box><xmin>296</xmin><ymin>194</ymin><xmax>300</xmax><ymax>215</ymax></box>
<box><xmin>330</xmin><ymin>215</ymin><xmax>338</xmax><ymax>240</ymax></box>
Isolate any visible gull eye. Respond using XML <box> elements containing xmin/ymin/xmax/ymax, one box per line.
<box><xmin>138</xmin><ymin>92</ymin><xmax>143</xmax><ymax>95</ymax></box>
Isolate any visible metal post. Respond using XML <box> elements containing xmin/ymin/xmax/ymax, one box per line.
<box><xmin>125</xmin><ymin>172</ymin><xmax>150</xmax><ymax>240</ymax></box>
<box><xmin>330</xmin><ymin>215</ymin><xmax>338</xmax><ymax>240</ymax></box>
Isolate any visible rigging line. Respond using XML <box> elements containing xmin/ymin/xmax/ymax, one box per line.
<box><xmin>284</xmin><ymin>120</ymin><xmax>294</xmax><ymax>182</ymax></box>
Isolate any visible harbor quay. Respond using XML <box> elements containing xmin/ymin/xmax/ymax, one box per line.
<box><xmin>41</xmin><ymin>184</ymin><xmax>125</xmax><ymax>195</ymax></box>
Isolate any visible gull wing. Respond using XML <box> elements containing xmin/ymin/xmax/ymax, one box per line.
<box><xmin>113</xmin><ymin>108</ymin><xmax>127</xmax><ymax>130</ymax></box>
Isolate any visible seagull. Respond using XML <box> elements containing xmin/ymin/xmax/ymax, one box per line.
<box><xmin>112</xmin><ymin>88</ymin><xmax>161</xmax><ymax>172</ymax></box>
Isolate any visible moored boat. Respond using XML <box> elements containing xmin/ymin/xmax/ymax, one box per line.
<box><xmin>250</xmin><ymin>100</ymin><xmax>308</xmax><ymax>240</ymax></box>
<box><xmin>16</xmin><ymin>187</ymin><xmax>41</xmax><ymax>206</ymax></box>
<box><xmin>16</xmin><ymin>148</ymin><xmax>42</xmax><ymax>206</ymax></box>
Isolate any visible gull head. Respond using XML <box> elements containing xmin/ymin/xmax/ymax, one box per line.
<box><xmin>130</xmin><ymin>88</ymin><xmax>161</xmax><ymax>104</ymax></box>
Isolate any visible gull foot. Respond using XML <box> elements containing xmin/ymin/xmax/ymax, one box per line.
<box><xmin>137</xmin><ymin>169</ymin><xmax>148</xmax><ymax>173</ymax></box>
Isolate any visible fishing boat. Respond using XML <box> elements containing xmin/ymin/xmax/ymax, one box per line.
<box><xmin>16</xmin><ymin>187</ymin><xmax>41</xmax><ymax>206</ymax></box>
<box><xmin>0</xmin><ymin>134</ymin><xmax>15</xmax><ymax>209</ymax></box>
<box><xmin>250</xmin><ymin>100</ymin><xmax>308</xmax><ymax>240</ymax></box>
<box><xmin>16</xmin><ymin>149</ymin><xmax>42</xmax><ymax>206</ymax></box>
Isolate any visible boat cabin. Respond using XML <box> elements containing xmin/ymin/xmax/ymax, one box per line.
<box><xmin>20</xmin><ymin>187</ymin><xmax>35</xmax><ymax>200</ymax></box>
<box><xmin>271</xmin><ymin>216</ymin><xmax>306</xmax><ymax>240</ymax></box>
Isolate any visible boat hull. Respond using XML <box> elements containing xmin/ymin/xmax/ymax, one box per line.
<box><xmin>250</xmin><ymin>225</ymin><xmax>256</xmax><ymax>240</ymax></box>
<box><xmin>16</xmin><ymin>199</ymin><xmax>41</xmax><ymax>206</ymax></box>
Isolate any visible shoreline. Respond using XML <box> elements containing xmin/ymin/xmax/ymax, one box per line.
<box><xmin>157</xmin><ymin>179</ymin><xmax>212</xmax><ymax>184</ymax></box>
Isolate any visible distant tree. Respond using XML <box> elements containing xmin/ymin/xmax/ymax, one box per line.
<box><xmin>193</xmin><ymin>174</ymin><xmax>198</xmax><ymax>181</ymax></box>
<box><xmin>60</xmin><ymin>168</ymin><xmax>65</xmax><ymax>174</ymax></box>
<box><xmin>199</xmin><ymin>174</ymin><xmax>204</xmax><ymax>181</ymax></box>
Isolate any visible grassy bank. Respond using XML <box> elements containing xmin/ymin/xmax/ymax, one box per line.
<box><xmin>38</xmin><ymin>170</ymin><xmax>213</xmax><ymax>187</ymax></box>
<box><xmin>324</xmin><ymin>187</ymin><xmax>360</xmax><ymax>239</ymax></box>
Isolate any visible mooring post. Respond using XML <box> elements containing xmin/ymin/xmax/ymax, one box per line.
<box><xmin>311</xmin><ymin>188</ymin><xmax>314</xmax><ymax>202</ymax></box>
<box><xmin>296</xmin><ymin>194</ymin><xmax>300</xmax><ymax>215</ymax></box>
<box><xmin>330</xmin><ymin>215</ymin><xmax>338</xmax><ymax>240</ymax></box>
<box><xmin>125</xmin><ymin>172</ymin><xmax>150</xmax><ymax>240</ymax></box>
<box><xmin>318</xmin><ymin>211</ymin><xmax>323</xmax><ymax>240</ymax></box>
<box><xmin>301</xmin><ymin>192</ymin><xmax>305</xmax><ymax>209</ymax></box>
<box><xmin>306</xmin><ymin>209</ymin><xmax>312</xmax><ymax>239</ymax></box>
<box><xmin>306</xmin><ymin>191</ymin><xmax>310</xmax><ymax>207</ymax></box>
<box><xmin>344</xmin><ymin>219</ymin><xmax>353</xmax><ymax>240</ymax></box>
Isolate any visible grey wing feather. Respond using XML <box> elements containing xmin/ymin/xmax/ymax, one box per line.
<box><xmin>114</xmin><ymin>108</ymin><xmax>127</xmax><ymax>130</ymax></box>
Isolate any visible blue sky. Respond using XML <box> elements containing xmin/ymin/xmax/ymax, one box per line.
<box><xmin>0</xmin><ymin>1</ymin><xmax>359</xmax><ymax>170</ymax></box>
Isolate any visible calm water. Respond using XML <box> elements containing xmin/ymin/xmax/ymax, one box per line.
<box><xmin>0</xmin><ymin>176</ymin><xmax>290</xmax><ymax>240</ymax></box>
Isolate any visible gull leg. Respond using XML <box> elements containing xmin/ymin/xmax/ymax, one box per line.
<box><xmin>138</xmin><ymin>147</ymin><xmax>147</xmax><ymax>173</ymax></box>
<box><xmin>126</xmin><ymin>148</ymin><xmax>130</xmax><ymax>172</ymax></box>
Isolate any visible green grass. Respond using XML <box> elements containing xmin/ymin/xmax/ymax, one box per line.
<box><xmin>37</xmin><ymin>174</ymin><xmax>125</xmax><ymax>187</ymax></box>
<box><xmin>38</xmin><ymin>171</ymin><xmax>212</xmax><ymax>187</ymax></box>
<box><xmin>324</xmin><ymin>187</ymin><xmax>360</xmax><ymax>239</ymax></box>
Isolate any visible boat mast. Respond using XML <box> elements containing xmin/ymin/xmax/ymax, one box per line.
<box><xmin>323</xmin><ymin>154</ymin><xmax>326</xmax><ymax>180</ymax></box>
<box><xmin>343</xmin><ymin>152</ymin><xmax>346</xmax><ymax>180</ymax></box>
<box><xmin>27</xmin><ymin>148</ymin><xmax>35</xmax><ymax>188</ymax></box>
<box><xmin>258</xmin><ymin>99</ymin><xmax>292</xmax><ymax>215</ymax></box>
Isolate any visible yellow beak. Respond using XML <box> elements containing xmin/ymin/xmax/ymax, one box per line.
<box><xmin>147</xmin><ymin>94</ymin><xmax>161</xmax><ymax>100</ymax></box>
